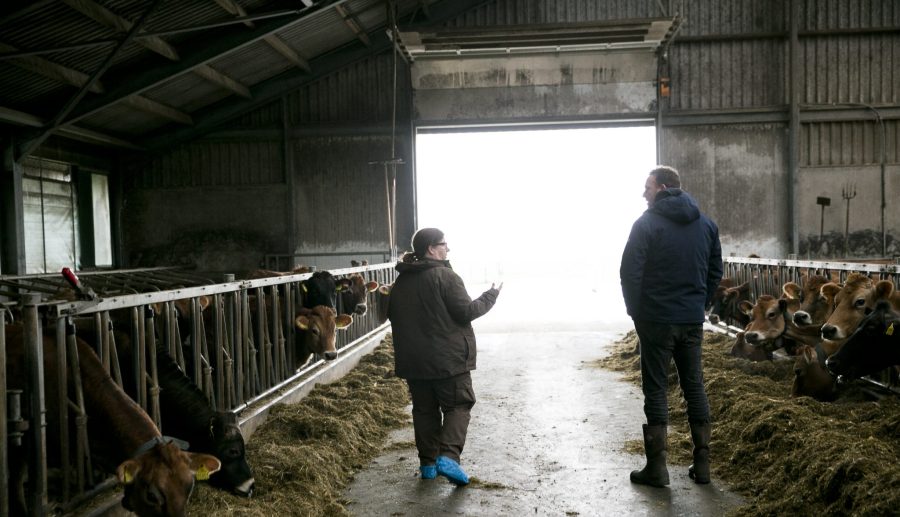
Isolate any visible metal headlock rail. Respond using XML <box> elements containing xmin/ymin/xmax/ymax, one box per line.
<box><xmin>0</xmin><ymin>262</ymin><xmax>397</xmax><ymax>516</ymax></box>
<box><xmin>707</xmin><ymin>256</ymin><xmax>900</xmax><ymax>396</ymax></box>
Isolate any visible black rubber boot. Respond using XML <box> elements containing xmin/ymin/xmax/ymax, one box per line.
<box><xmin>630</xmin><ymin>424</ymin><xmax>669</xmax><ymax>487</ymax></box>
<box><xmin>688</xmin><ymin>421</ymin><xmax>711</xmax><ymax>484</ymax></box>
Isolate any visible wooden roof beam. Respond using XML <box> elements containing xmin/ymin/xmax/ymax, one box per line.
<box><xmin>0</xmin><ymin>41</ymin><xmax>104</xmax><ymax>93</ymax></box>
<box><xmin>335</xmin><ymin>4</ymin><xmax>371</xmax><ymax>46</ymax></box>
<box><xmin>193</xmin><ymin>65</ymin><xmax>252</xmax><ymax>98</ymax></box>
<box><xmin>61</xmin><ymin>0</ymin><xmax>180</xmax><ymax>61</ymax></box>
<box><xmin>65</xmin><ymin>0</ymin><xmax>251</xmax><ymax>100</ymax></box>
<box><xmin>263</xmin><ymin>34</ymin><xmax>311</xmax><ymax>72</ymax></box>
<box><xmin>0</xmin><ymin>105</ymin><xmax>142</xmax><ymax>149</ymax></box>
<box><xmin>208</xmin><ymin>0</ymin><xmax>311</xmax><ymax>73</ymax></box>
<box><xmin>120</xmin><ymin>95</ymin><xmax>193</xmax><ymax>125</ymax></box>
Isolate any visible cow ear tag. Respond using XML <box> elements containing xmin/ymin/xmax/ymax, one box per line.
<box><xmin>886</xmin><ymin>322</ymin><xmax>894</xmax><ymax>336</ymax></box>
<box><xmin>301</xmin><ymin>284</ymin><xmax>308</xmax><ymax>293</ymax></box>
<box><xmin>196</xmin><ymin>465</ymin><xmax>210</xmax><ymax>481</ymax></box>
<box><xmin>123</xmin><ymin>470</ymin><xmax>134</xmax><ymax>484</ymax></box>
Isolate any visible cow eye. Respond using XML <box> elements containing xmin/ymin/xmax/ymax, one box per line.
<box><xmin>312</xmin><ymin>327</ymin><xmax>320</xmax><ymax>335</ymax></box>
<box><xmin>767</xmin><ymin>311</ymin><xmax>777</xmax><ymax>319</ymax></box>
<box><xmin>854</xmin><ymin>298</ymin><xmax>866</xmax><ymax>308</ymax></box>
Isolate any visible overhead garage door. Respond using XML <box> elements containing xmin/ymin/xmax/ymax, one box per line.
<box><xmin>399</xmin><ymin>19</ymin><xmax>677</xmax><ymax>126</ymax></box>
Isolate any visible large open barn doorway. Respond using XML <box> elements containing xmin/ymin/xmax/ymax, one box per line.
<box><xmin>415</xmin><ymin>125</ymin><xmax>656</xmax><ymax>331</ymax></box>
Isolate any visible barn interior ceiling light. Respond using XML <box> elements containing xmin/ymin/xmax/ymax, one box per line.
<box><xmin>392</xmin><ymin>18</ymin><xmax>679</xmax><ymax>61</ymax></box>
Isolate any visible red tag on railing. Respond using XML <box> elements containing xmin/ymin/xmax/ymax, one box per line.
<box><xmin>61</xmin><ymin>267</ymin><xmax>82</xmax><ymax>290</ymax></box>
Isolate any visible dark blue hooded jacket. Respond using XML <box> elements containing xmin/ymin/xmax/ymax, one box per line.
<box><xmin>620</xmin><ymin>188</ymin><xmax>723</xmax><ymax>324</ymax></box>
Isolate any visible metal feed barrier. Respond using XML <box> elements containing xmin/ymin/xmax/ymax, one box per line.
<box><xmin>0</xmin><ymin>263</ymin><xmax>397</xmax><ymax>516</ymax></box>
<box><xmin>708</xmin><ymin>256</ymin><xmax>900</xmax><ymax>395</ymax></box>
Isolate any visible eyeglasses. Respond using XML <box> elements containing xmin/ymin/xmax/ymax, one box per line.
<box><xmin>433</xmin><ymin>242</ymin><xmax>448</xmax><ymax>247</ymax></box>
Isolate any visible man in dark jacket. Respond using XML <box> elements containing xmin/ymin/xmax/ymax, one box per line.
<box><xmin>620</xmin><ymin>166</ymin><xmax>723</xmax><ymax>488</ymax></box>
<box><xmin>388</xmin><ymin>227</ymin><xmax>501</xmax><ymax>486</ymax></box>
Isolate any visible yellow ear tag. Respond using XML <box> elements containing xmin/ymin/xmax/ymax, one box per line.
<box><xmin>302</xmin><ymin>284</ymin><xmax>308</xmax><ymax>293</ymax></box>
<box><xmin>886</xmin><ymin>322</ymin><xmax>894</xmax><ymax>336</ymax></box>
<box><xmin>196</xmin><ymin>465</ymin><xmax>210</xmax><ymax>481</ymax></box>
<box><xmin>124</xmin><ymin>471</ymin><xmax>134</xmax><ymax>484</ymax></box>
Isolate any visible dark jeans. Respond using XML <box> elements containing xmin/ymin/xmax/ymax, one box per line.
<box><xmin>634</xmin><ymin>321</ymin><xmax>710</xmax><ymax>426</ymax></box>
<box><xmin>406</xmin><ymin>372</ymin><xmax>476</xmax><ymax>465</ymax></box>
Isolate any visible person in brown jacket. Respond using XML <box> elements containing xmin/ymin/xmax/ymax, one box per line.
<box><xmin>387</xmin><ymin>227</ymin><xmax>501</xmax><ymax>485</ymax></box>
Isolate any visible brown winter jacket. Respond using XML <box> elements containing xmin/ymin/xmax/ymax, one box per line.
<box><xmin>388</xmin><ymin>258</ymin><xmax>499</xmax><ymax>380</ymax></box>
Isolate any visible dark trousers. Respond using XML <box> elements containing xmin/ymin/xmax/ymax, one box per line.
<box><xmin>634</xmin><ymin>321</ymin><xmax>710</xmax><ymax>426</ymax></box>
<box><xmin>406</xmin><ymin>372</ymin><xmax>476</xmax><ymax>465</ymax></box>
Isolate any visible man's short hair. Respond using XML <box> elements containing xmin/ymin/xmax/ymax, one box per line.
<box><xmin>649</xmin><ymin>166</ymin><xmax>681</xmax><ymax>189</ymax></box>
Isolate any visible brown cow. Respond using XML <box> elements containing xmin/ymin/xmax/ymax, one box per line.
<box><xmin>788</xmin><ymin>275</ymin><xmax>837</xmax><ymax>328</ymax></box>
<box><xmin>740</xmin><ymin>294</ymin><xmax>821</xmax><ymax>355</ymax></box>
<box><xmin>293</xmin><ymin>305</ymin><xmax>353</xmax><ymax>367</ymax></box>
<box><xmin>5</xmin><ymin>324</ymin><xmax>220</xmax><ymax>516</ymax></box>
<box><xmin>729</xmin><ymin>331</ymin><xmax>772</xmax><ymax>362</ymax></box>
<box><xmin>820</xmin><ymin>274</ymin><xmax>900</xmax><ymax>355</ymax></box>
<box><xmin>791</xmin><ymin>344</ymin><xmax>836</xmax><ymax>401</ymax></box>
<box><xmin>708</xmin><ymin>279</ymin><xmax>751</xmax><ymax>328</ymax></box>
<box><xmin>337</xmin><ymin>273</ymin><xmax>379</xmax><ymax>315</ymax></box>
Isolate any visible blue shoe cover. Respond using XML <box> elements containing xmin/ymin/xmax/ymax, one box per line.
<box><xmin>420</xmin><ymin>465</ymin><xmax>437</xmax><ymax>479</ymax></box>
<box><xmin>436</xmin><ymin>456</ymin><xmax>470</xmax><ymax>486</ymax></box>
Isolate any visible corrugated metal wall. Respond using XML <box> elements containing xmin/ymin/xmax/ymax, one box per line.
<box><xmin>128</xmin><ymin>139</ymin><xmax>284</xmax><ymax>188</ymax></box>
<box><xmin>122</xmin><ymin>52</ymin><xmax>411</xmax><ymax>271</ymax></box>
<box><xmin>117</xmin><ymin>0</ymin><xmax>900</xmax><ymax>268</ymax></box>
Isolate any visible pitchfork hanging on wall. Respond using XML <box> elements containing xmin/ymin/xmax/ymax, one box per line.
<box><xmin>842</xmin><ymin>182</ymin><xmax>857</xmax><ymax>256</ymax></box>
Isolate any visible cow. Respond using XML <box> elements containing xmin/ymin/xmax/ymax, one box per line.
<box><xmin>243</xmin><ymin>269</ymin><xmax>339</xmax><ymax>310</ymax></box>
<box><xmin>819</xmin><ymin>274</ymin><xmax>900</xmax><ymax>355</ymax></box>
<box><xmin>5</xmin><ymin>324</ymin><xmax>220</xmax><ymax>517</ymax></box>
<box><xmin>293</xmin><ymin>305</ymin><xmax>353</xmax><ymax>367</ymax></box>
<box><xmin>336</xmin><ymin>273</ymin><xmax>378</xmax><ymax>315</ymax></box>
<box><xmin>740</xmin><ymin>295</ymin><xmax>804</xmax><ymax>355</ymax></box>
<box><xmin>791</xmin><ymin>344</ymin><xmax>836</xmax><ymax>401</ymax></box>
<box><xmin>825</xmin><ymin>300</ymin><xmax>900</xmax><ymax>381</ymax></box>
<box><xmin>788</xmin><ymin>275</ymin><xmax>837</xmax><ymax>328</ymax></box>
<box><xmin>729</xmin><ymin>330</ymin><xmax>772</xmax><ymax>362</ymax></box>
<box><xmin>109</xmin><ymin>333</ymin><xmax>256</xmax><ymax>498</ymax></box>
<box><xmin>708</xmin><ymin>279</ymin><xmax>751</xmax><ymax>328</ymax></box>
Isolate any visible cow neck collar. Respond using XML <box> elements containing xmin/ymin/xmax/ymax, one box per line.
<box><xmin>132</xmin><ymin>435</ymin><xmax>190</xmax><ymax>459</ymax></box>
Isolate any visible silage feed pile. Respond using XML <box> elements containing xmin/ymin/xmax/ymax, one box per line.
<box><xmin>190</xmin><ymin>335</ymin><xmax>410</xmax><ymax>516</ymax></box>
<box><xmin>596</xmin><ymin>331</ymin><xmax>900</xmax><ymax>516</ymax></box>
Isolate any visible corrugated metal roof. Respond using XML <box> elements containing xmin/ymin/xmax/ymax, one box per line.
<box><xmin>1</xmin><ymin>0</ymin><xmax>420</xmax><ymax>153</ymax></box>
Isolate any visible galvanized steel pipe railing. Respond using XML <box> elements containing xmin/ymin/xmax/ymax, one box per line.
<box><xmin>719</xmin><ymin>256</ymin><xmax>900</xmax><ymax>395</ymax></box>
<box><xmin>2</xmin><ymin>262</ymin><xmax>398</xmax><ymax>513</ymax></box>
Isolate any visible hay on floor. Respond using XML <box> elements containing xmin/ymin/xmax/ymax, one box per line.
<box><xmin>596</xmin><ymin>330</ymin><xmax>900</xmax><ymax>516</ymax></box>
<box><xmin>189</xmin><ymin>335</ymin><xmax>410</xmax><ymax>516</ymax></box>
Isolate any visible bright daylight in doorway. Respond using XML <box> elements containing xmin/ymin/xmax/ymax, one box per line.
<box><xmin>415</xmin><ymin>126</ymin><xmax>657</xmax><ymax>332</ymax></box>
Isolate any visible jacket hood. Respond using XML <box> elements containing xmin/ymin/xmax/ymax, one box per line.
<box><xmin>396</xmin><ymin>258</ymin><xmax>451</xmax><ymax>274</ymax></box>
<box><xmin>649</xmin><ymin>188</ymin><xmax>701</xmax><ymax>224</ymax></box>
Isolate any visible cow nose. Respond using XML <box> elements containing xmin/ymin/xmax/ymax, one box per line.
<box><xmin>324</xmin><ymin>351</ymin><xmax>338</xmax><ymax>360</ymax></box>
<box><xmin>793</xmin><ymin>312</ymin><xmax>811</xmax><ymax>326</ymax></box>
<box><xmin>708</xmin><ymin>313</ymin><xmax>720</xmax><ymax>325</ymax></box>
<box><xmin>821</xmin><ymin>324</ymin><xmax>837</xmax><ymax>339</ymax></box>
<box><xmin>235</xmin><ymin>479</ymin><xmax>255</xmax><ymax>498</ymax></box>
<box><xmin>744</xmin><ymin>332</ymin><xmax>761</xmax><ymax>344</ymax></box>
<box><xmin>354</xmin><ymin>304</ymin><xmax>367</xmax><ymax>315</ymax></box>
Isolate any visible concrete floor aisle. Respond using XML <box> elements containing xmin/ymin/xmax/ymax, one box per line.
<box><xmin>343</xmin><ymin>324</ymin><xmax>744</xmax><ymax>517</ymax></box>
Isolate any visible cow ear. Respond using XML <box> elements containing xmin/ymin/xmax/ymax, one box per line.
<box><xmin>365</xmin><ymin>281</ymin><xmax>378</xmax><ymax>292</ymax></box>
<box><xmin>198</xmin><ymin>296</ymin><xmax>211</xmax><ymax>311</ymax></box>
<box><xmin>739</xmin><ymin>300</ymin><xmax>754</xmax><ymax>315</ymax></box>
<box><xmin>295</xmin><ymin>315</ymin><xmax>310</xmax><ymax>330</ymax></box>
<box><xmin>821</xmin><ymin>283</ymin><xmax>841</xmax><ymax>299</ymax></box>
<box><xmin>378</xmin><ymin>284</ymin><xmax>391</xmax><ymax>296</ymax></box>
<box><xmin>782</xmin><ymin>282</ymin><xmax>801</xmax><ymax>300</ymax></box>
<box><xmin>187</xmin><ymin>452</ymin><xmax>221</xmax><ymax>481</ymax></box>
<box><xmin>335</xmin><ymin>314</ymin><xmax>353</xmax><ymax>329</ymax></box>
<box><xmin>875</xmin><ymin>280</ymin><xmax>895</xmax><ymax>300</ymax></box>
<box><xmin>116</xmin><ymin>459</ymin><xmax>141</xmax><ymax>485</ymax></box>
